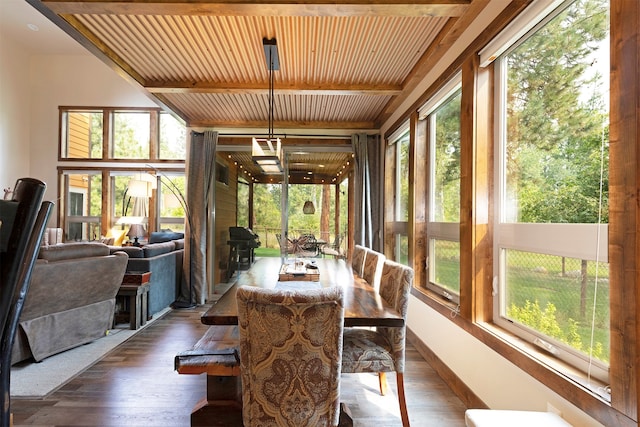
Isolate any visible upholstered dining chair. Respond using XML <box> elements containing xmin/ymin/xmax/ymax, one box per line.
<box><xmin>341</xmin><ymin>260</ymin><xmax>414</xmax><ymax>427</ymax></box>
<box><xmin>237</xmin><ymin>285</ymin><xmax>345</xmax><ymax>427</ymax></box>
<box><xmin>361</xmin><ymin>249</ymin><xmax>385</xmax><ymax>292</ymax></box>
<box><xmin>351</xmin><ymin>244</ymin><xmax>367</xmax><ymax>277</ymax></box>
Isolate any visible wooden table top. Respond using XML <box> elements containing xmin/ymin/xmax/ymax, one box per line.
<box><xmin>202</xmin><ymin>257</ymin><xmax>403</xmax><ymax>328</ymax></box>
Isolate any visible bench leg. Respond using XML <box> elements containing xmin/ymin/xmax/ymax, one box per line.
<box><xmin>191</xmin><ymin>375</ymin><xmax>242</xmax><ymax>427</ymax></box>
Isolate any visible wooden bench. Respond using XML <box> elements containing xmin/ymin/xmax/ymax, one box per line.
<box><xmin>175</xmin><ymin>325</ymin><xmax>242</xmax><ymax>426</ymax></box>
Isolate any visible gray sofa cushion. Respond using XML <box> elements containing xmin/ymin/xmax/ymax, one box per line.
<box><xmin>149</xmin><ymin>231</ymin><xmax>184</xmax><ymax>243</ymax></box>
<box><xmin>113</xmin><ymin>246</ymin><xmax>144</xmax><ymax>258</ymax></box>
<box><xmin>143</xmin><ymin>241</ymin><xmax>175</xmax><ymax>257</ymax></box>
<box><xmin>38</xmin><ymin>242</ymin><xmax>109</xmax><ymax>261</ymax></box>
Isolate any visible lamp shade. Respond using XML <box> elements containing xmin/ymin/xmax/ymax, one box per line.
<box><xmin>303</xmin><ymin>200</ymin><xmax>315</xmax><ymax>214</ymax></box>
<box><xmin>126</xmin><ymin>223</ymin><xmax>146</xmax><ymax>239</ymax></box>
<box><xmin>127</xmin><ymin>179</ymin><xmax>152</xmax><ymax>197</ymax></box>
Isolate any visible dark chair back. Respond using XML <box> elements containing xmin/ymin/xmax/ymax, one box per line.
<box><xmin>0</xmin><ymin>178</ymin><xmax>50</xmax><ymax>427</ymax></box>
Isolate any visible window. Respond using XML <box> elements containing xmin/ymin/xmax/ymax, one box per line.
<box><xmin>387</xmin><ymin>124</ymin><xmax>410</xmax><ymax>265</ymax></box>
<box><xmin>61</xmin><ymin>110</ymin><xmax>103</xmax><ymax>159</ymax></box>
<box><xmin>158</xmin><ymin>173</ymin><xmax>186</xmax><ymax>232</ymax></box>
<box><xmin>237</xmin><ymin>179</ymin><xmax>249</xmax><ymax>227</ymax></box>
<box><xmin>111</xmin><ymin>111</ymin><xmax>151</xmax><ymax>159</ymax></box>
<box><xmin>58</xmin><ymin>107</ymin><xmax>186</xmax><ymax>241</ymax></box>
<box><xmin>62</xmin><ymin>171</ymin><xmax>102</xmax><ymax>241</ymax></box>
<box><xmin>159</xmin><ymin>112</ymin><xmax>186</xmax><ymax>159</ymax></box>
<box><xmin>493</xmin><ymin>0</ymin><xmax>610</xmax><ymax>384</ymax></box>
<box><xmin>420</xmin><ymin>78</ymin><xmax>462</xmax><ymax>303</ymax></box>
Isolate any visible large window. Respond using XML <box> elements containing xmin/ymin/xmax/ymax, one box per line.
<box><xmin>494</xmin><ymin>0</ymin><xmax>610</xmax><ymax>384</ymax></box>
<box><xmin>421</xmin><ymin>79</ymin><xmax>462</xmax><ymax>303</ymax></box>
<box><xmin>60</xmin><ymin>107</ymin><xmax>186</xmax><ymax>161</ymax></box>
<box><xmin>58</xmin><ymin>107</ymin><xmax>186</xmax><ymax>242</ymax></box>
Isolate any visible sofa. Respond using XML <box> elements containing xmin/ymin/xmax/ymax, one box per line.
<box><xmin>111</xmin><ymin>232</ymin><xmax>185</xmax><ymax>316</ymax></box>
<box><xmin>11</xmin><ymin>242</ymin><xmax>128</xmax><ymax>365</ymax></box>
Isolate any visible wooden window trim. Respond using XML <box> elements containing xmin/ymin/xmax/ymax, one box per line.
<box><xmin>407</xmin><ymin>2</ymin><xmax>640</xmax><ymax>425</ymax></box>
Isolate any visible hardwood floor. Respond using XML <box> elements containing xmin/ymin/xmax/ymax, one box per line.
<box><xmin>10</xmin><ymin>304</ymin><xmax>468</xmax><ymax>427</ymax></box>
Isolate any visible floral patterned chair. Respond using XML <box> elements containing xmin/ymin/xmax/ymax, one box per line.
<box><xmin>351</xmin><ymin>244</ymin><xmax>367</xmax><ymax>277</ymax></box>
<box><xmin>361</xmin><ymin>249</ymin><xmax>386</xmax><ymax>292</ymax></box>
<box><xmin>237</xmin><ymin>285</ymin><xmax>345</xmax><ymax>427</ymax></box>
<box><xmin>341</xmin><ymin>260</ymin><xmax>414</xmax><ymax>427</ymax></box>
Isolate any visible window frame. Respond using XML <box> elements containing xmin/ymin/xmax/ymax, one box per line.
<box><xmin>57</xmin><ymin>106</ymin><xmax>186</xmax><ymax>241</ymax></box>
<box><xmin>421</xmin><ymin>78</ymin><xmax>462</xmax><ymax>303</ymax></box>
<box><xmin>491</xmin><ymin>0</ymin><xmax>610</xmax><ymax>384</ymax></box>
<box><xmin>406</xmin><ymin>0</ymin><xmax>631</xmax><ymax>424</ymax></box>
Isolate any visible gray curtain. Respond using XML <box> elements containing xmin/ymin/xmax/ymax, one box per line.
<box><xmin>181</xmin><ymin>130</ymin><xmax>217</xmax><ymax>305</ymax></box>
<box><xmin>352</xmin><ymin>133</ymin><xmax>382</xmax><ymax>251</ymax></box>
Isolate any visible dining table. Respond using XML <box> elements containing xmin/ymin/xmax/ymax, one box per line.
<box><xmin>189</xmin><ymin>256</ymin><xmax>403</xmax><ymax>426</ymax></box>
<box><xmin>201</xmin><ymin>256</ymin><xmax>403</xmax><ymax>327</ymax></box>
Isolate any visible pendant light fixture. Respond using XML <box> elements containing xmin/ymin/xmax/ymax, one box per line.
<box><xmin>303</xmin><ymin>200</ymin><xmax>316</xmax><ymax>214</ymax></box>
<box><xmin>252</xmin><ymin>37</ymin><xmax>282</xmax><ymax>174</ymax></box>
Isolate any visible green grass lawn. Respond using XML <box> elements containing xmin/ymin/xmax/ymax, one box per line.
<box><xmin>432</xmin><ymin>243</ymin><xmax>610</xmax><ymax>363</ymax></box>
<box><xmin>254</xmin><ymin>247</ymin><xmax>281</xmax><ymax>257</ymax></box>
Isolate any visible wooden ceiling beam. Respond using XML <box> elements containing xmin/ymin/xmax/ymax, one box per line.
<box><xmin>145</xmin><ymin>81</ymin><xmax>402</xmax><ymax>96</ymax></box>
<box><xmin>375</xmin><ymin>0</ymin><xmax>491</xmax><ymax>127</ymax></box>
<box><xmin>188</xmin><ymin>119</ymin><xmax>377</xmax><ymax>130</ymax></box>
<box><xmin>217</xmin><ymin>137</ymin><xmax>352</xmax><ymax>146</ymax></box>
<box><xmin>42</xmin><ymin>0</ymin><xmax>469</xmax><ymax>18</ymax></box>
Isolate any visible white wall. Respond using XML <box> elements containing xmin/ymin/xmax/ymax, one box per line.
<box><xmin>1</xmin><ymin>28</ymin><xmax>158</xmax><ymax>221</ymax></box>
<box><xmin>28</xmin><ymin>54</ymin><xmax>157</xmax><ymax>222</ymax></box>
<box><xmin>0</xmin><ymin>45</ymin><xmax>158</xmax><ymax>225</ymax></box>
<box><xmin>0</xmin><ymin>33</ymin><xmax>32</xmax><ymax>193</ymax></box>
<box><xmin>407</xmin><ymin>300</ymin><xmax>604</xmax><ymax>426</ymax></box>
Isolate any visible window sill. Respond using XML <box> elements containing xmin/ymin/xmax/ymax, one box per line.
<box><xmin>410</xmin><ymin>285</ymin><xmax>626</xmax><ymax>426</ymax></box>
<box><xmin>476</xmin><ymin>322</ymin><xmax>611</xmax><ymax>403</ymax></box>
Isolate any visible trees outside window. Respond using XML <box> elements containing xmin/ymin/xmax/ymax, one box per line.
<box><xmin>425</xmin><ymin>86</ymin><xmax>462</xmax><ymax>302</ymax></box>
<box><xmin>112</xmin><ymin>111</ymin><xmax>150</xmax><ymax>159</ymax></box>
<box><xmin>385</xmin><ymin>125</ymin><xmax>410</xmax><ymax>265</ymax></box>
<box><xmin>494</xmin><ymin>0</ymin><xmax>610</xmax><ymax>384</ymax></box>
<box><xmin>159</xmin><ymin>112</ymin><xmax>186</xmax><ymax>159</ymax></box>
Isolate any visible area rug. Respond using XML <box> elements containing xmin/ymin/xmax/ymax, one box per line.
<box><xmin>10</xmin><ymin>307</ymin><xmax>171</xmax><ymax>398</ymax></box>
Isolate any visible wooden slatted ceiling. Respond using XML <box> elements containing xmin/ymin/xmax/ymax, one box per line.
<box><xmin>31</xmin><ymin>0</ymin><xmax>479</xmax><ymax>131</ymax></box>
<box><xmin>72</xmin><ymin>15</ymin><xmax>448</xmax><ymax>86</ymax></box>
<box><xmin>37</xmin><ymin>1</ymin><xmax>464</xmax><ymax>129</ymax></box>
<box><xmin>159</xmin><ymin>93</ymin><xmax>392</xmax><ymax>128</ymax></box>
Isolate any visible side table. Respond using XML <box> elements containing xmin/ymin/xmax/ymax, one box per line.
<box><xmin>116</xmin><ymin>271</ymin><xmax>152</xmax><ymax>330</ymax></box>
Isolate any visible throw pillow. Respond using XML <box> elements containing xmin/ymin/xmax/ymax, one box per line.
<box><xmin>107</xmin><ymin>228</ymin><xmax>126</xmax><ymax>246</ymax></box>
